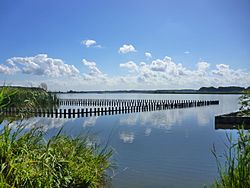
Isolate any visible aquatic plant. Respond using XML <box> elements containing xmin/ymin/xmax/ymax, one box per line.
<box><xmin>0</xmin><ymin>125</ymin><xmax>112</xmax><ymax>188</ymax></box>
<box><xmin>239</xmin><ymin>89</ymin><xmax>250</xmax><ymax>116</ymax></box>
<box><xmin>0</xmin><ymin>86</ymin><xmax>58</xmax><ymax>111</ymax></box>
<box><xmin>211</xmin><ymin>128</ymin><xmax>250</xmax><ymax>188</ymax></box>
<box><xmin>0</xmin><ymin>87</ymin><xmax>17</xmax><ymax>108</ymax></box>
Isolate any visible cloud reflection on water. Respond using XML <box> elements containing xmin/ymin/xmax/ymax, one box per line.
<box><xmin>82</xmin><ymin>117</ymin><xmax>98</xmax><ymax>127</ymax></box>
<box><xmin>145</xmin><ymin>128</ymin><xmax>152</xmax><ymax>136</ymax></box>
<box><xmin>196</xmin><ymin>107</ymin><xmax>213</xmax><ymax>126</ymax></box>
<box><xmin>8</xmin><ymin>117</ymin><xmax>69</xmax><ymax>132</ymax></box>
<box><xmin>119</xmin><ymin>132</ymin><xmax>135</xmax><ymax>144</ymax></box>
<box><xmin>119</xmin><ymin>109</ymin><xmax>187</xmax><ymax>131</ymax></box>
<box><xmin>1</xmin><ymin>105</ymin><xmax>214</xmax><ymax>145</ymax></box>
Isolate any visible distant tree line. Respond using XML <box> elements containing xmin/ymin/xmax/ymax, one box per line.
<box><xmin>65</xmin><ymin>86</ymin><xmax>249</xmax><ymax>94</ymax></box>
<box><xmin>198</xmin><ymin>86</ymin><xmax>249</xmax><ymax>93</ymax></box>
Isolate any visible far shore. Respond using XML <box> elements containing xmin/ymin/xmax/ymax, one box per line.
<box><xmin>53</xmin><ymin>90</ymin><xmax>243</xmax><ymax>95</ymax></box>
<box><xmin>2</xmin><ymin>86</ymin><xmax>247</xmax><ymax>95</ymax></box>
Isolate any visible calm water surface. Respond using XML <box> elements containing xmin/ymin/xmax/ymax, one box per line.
<box><xmin>2</xmin><ymin>94</ymin><xmax>240</xmax><ymax>188</ymax></box>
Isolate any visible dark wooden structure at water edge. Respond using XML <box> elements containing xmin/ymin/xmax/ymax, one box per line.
<box><xmin>0</xmin><ymin>99</ymin><xmax>219</xmax><ymax>118</ymax></box>
<box><xmin>215</xmin><ymin>111</ymin><xmax>250</xmax><ymax>129</ymax></box>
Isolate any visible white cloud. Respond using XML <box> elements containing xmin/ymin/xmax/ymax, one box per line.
<box><xmin>2</xmin><ymin>54</ymin><xmax>250</xmax><ymax>91</ymax></box>
<box><xmin>0</xmin><ymin>64</ymin><xmax>18</xmax><ymax>74</ymax></box>
<box><xmin>145</xmin><ymin>52</ymin><xmax>152</xmax><ymax>59</ymax></box>
<box><xmin>120</xmin><ymin>61</ymin><xmax>138</xmax><ymax>72</ymax></box>
<box><xmin>0</xmin><ymin>54</ymin><xmax>79</xmax><ymax>77</ymax></box>
<box><xmin>149</xmin><ymin>56</ymin><xmax>187</xmax><ymax>76</ymax></box>
<box><xmin>82</xmin><ymin>59</ymin><xmax>102</xmax><ymax>76</ymax></box>
<box><xmin>184</xmin><ymin>51</ymin><xmax>190</xmax><ymax>54</ymax></box>
<box><xmin>81</xmin><ymin>39</ymin><xmax>96</xmax><ymax>47</ymax></box>
<box><xmin>81</xmin><ymin>39</ymin><xmax>101</xmax><ymax>48</ymax></box>
<box><xmin>118</xmin><ymin>44</ymin><xmax>136</xmax><ymax>54</ymax></box>
<box><xmin>212</xmin><ymin>64</ymin><xmax>231</xmax><ymax>76</ymax></box>
<box><xmin>196</xmin><ymin>61</ymin><xmax>210</xmax><ymax>76</ymax></box>
<box><xmin>115</xmin><ymin>56</ymin><xmax>250</xmax><ymax>89</ymax></box>
<box><xmin>140</xmin><ymin>62</ymin><xmax>146</xmax><ymax>66</ymax></box>
<box><xmin>197</xmin><ymin>61</ymin><xmax>210</xmax><ymax>71</ymax></box>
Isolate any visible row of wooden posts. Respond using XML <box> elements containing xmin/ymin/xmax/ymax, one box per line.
<box><xmin>59</xmin><ymin>98</ymin><xmax>219</xmax><ymax>107</ymax></box>
<box><xmin>1</xmin><ymin>99</ymin><xmax>219</xmax><ymax>119</ymax></box>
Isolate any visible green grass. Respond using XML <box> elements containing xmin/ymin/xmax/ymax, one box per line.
<box><xmin>211</xmin><ymin>128</ymin><xmax>250</xmax><ymax>188</ymax></box>
<box><xmin>0</xmin><ymin>125</ymin><xmax>113</xmax><ymax>188</ymax></box>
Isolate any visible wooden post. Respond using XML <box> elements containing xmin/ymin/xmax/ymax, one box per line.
<box><xmin>96</xmin><ymin>108</ymin><xmax>99</xmax><ymax>116</ymax></box>
<box><xmin>59</xmin><ymin>109</ymin><xmax>62</xmax><ymax>118</ymax></box>
<box><xmin>86</xmin><ymin>108</ymin><xmax>88</xmax><ymax>117</ymax></box>
<box><xmin>90</xmin><ymin>108</ymin><xmax>92</xmax><ymax>116</ymax></box>
<box><xmin>81</xmin><ymin>108</ymin><xmax>84</xmax><ymax>117</ymax></box>
<box><xmin>46</xmin><ymin>109</ymin><xmax>49</xmax><ymax>117</ymax></box>
<box><xmin>77</xmin><ymin>109</ymin><xmax>80</xmax><ymax>118</ymax></box>
<box><xmin>68</xmin><ymin>109</ymin><xmax>71</xmax><ymax>118</ymax></box>
<box><xmin>63</xmin><ymin>109</ymin><xmax>66</xmax><ymax>118</ymax></box>
<box><xmin>55</xmin><ymin>109</ymin><xmax>58</xmax><ymax>118</ymax></box>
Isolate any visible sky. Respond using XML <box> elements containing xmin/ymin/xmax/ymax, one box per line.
<box><xmin>0</xmin><ymin>0</ymin><xmax>250</xmax><ymax>91</ymax></box>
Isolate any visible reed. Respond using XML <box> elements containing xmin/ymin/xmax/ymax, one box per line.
<box><xmin>0</xmin><ymin>125</ymin><xmax>112</xmax><ymax>188</ymax></box>
<box><xmin>239</xmin><ymin>89</ymin><xmax>250</xmax><ymax>116</ymax></box>
<box><xmin>0</xmin><ymin>86</ymin><xmax>58</xmax><ymax>112</ymax></box>
<box><xmin>211</xmin><ymin>128</ymin><xmax>250</xmax><ymax>188</ymax></box>
<box><xmin>0</xmin><ymin>87</ymin><xmax>17</xmax><ymax>108</ymax></box>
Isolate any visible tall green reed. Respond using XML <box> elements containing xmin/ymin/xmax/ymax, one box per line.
<box><xmin>211</xmin><ymin>128</ymin><xmax>250</xmax><ymax>188</ymax></box>
<box><xmin>0</xmin><ymin>86</ymin><xmax>58</xmax><ymax>114</ymax></box>
<box><xmin>0</xmin><ymin>125</ymin><xmax>113</xmax><ymax>188</ymax></box>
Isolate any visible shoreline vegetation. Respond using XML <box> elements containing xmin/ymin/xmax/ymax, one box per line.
<box><xmin>0</xmin><ymin>86</ymin><xmax>58</xmax><ymax>110</ymax></box>
<box><xmin>0</xmin><ymin>86</ymin><xmax>113</xmax><ymax>187</ymax></box>
<box><xmin>211</xmin><ymin>128</ymin><xmax>250</xmax><ymax>188</ymax></box>
<box><xmin>0</xmin><ymin>126</ymin><xmax>113</xmax><ymax>188</ymax></box>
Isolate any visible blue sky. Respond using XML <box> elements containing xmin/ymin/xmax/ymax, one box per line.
<box><xmin>0</xmin><ymin>0</ymin><xmax>249</xmax><ymax>91</ymax></box>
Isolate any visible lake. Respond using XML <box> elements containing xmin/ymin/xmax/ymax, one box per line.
<box><xmin>1</xmin><ymin>93</ymin><xmax>240</xmax><ymax>188</ymax></box>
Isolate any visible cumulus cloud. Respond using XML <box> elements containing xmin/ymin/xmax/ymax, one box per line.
<box><xmin>0</xmin><ymin>64</ymin><xmax>18</xmax><ymax>74</ymax></box>
<box><xmin>145</xmin><ymin>52</ymin><xmax>152</xmax><ymax>59</ymax></box>
<box><xmin>118</xmin><ymin>44</ymin><xmax>136</xmax><ymax>54</ymax></box>
<box><xmin>184</xmin><ymin>51</ymin><xmax>190</xmax><ymax>54</ymax></box>
<box><xmin>0</xmin><ymin>54</ymin><xmax>79</xmax><ymax>77</ymax></box>
<box><xmin>1</xmin><ymin>54</ymin><xmax>250</xmax><ymax>91</ymax></box>
<box><xmin>149</xmin><ymin>56</ymin><xmax>187</xmax><ymax>76</ymax></box>
<box><xmin>196</xmin><ymin>61</ymin><xmax>210</xmax><ymax>76</ymax></box>
<box><xmin>82</xmin><ymin>59</ymin><xmax>102</xmax><ymax>76</ymax></box>
<box><xmin>120</xmin><ymin>61</ymin><xmax>138</xmax><ymax>72</ymax></box>
<box><xmin>116</xmin><ymin>56</ymin><xmax>250</xmax><ymax>89</ymax></box>
<box><xmin>81</xmin><ymin>39</ymin><xmax>101</xmax><ymax>48</ymax></box>
<box><xmin>197</xmin><ymin>61</ymin><xmax>210</xmax><ymax>71</ymax></box>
